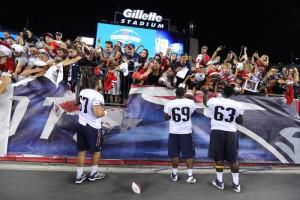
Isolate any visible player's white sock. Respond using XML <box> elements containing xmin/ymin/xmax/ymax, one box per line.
<box><xmin>187</xmin><ymin>169</ymin><xmax>193</xmax><ymax>177</ymax></box>
<box><xmin>76</xmin><ymin>167</ymin><xmax>83</xmax><ymax>179</ymax></box>
<box><xmin>216</xmin><ymin>172</ymin><xmax>223</xmax><ymax>182</ymax></box>
<box><xmin>91</xmin><ymin>165</ymin><xmax>98</xmax><ymax>175</ymax></box>
<box><xmin>172</xmin><ymin>168</ymin><xmax>178</xmax><ymax>175</ymax></box>
<box><xmin>232</xmin><ymin>173</ymin><xmax>239</xmax><ymax>185</ymax></box>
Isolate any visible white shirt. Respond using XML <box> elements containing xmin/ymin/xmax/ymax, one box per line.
<box><xmin>27</xmin><ymin>56</ymin><xmax>37</xmax><ymax>68</ymax></box>
<box><xmin>195</xmin><ymin>54</ymin><xmax>203</xmax><ymax>63</ymax></box>
<box><xmin>207</xmin><ymin>96</ymin><xmax>244</xmax><ymax>132</ymax></box>
<box><xmin>78</xmin><ymin>89</ymin><xmax>105</xmax><ymax>129</ymax></box>
<box><xmin>164</xmin><ymin>98</ymin><xmax>196</xmax><ymax>134</ymax></box>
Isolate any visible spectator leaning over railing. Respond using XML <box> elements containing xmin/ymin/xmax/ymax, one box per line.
<box><xmin>101</xmin><ymin>41</ymin><xmax>114</xmax><ymax>62</ymax></box>
<box><xmin>11</xmin><ymin>44</ymin><xmax>27</xmax><ymax>75</ymax></box>
<box><xmin>105</xmin><ymin>50</ymin><xmax>124</xmax><ymax>103</ymax></box>
<box><xmin>224</xmin><ymin>50</ymin><xmax>238</xmax><ymax>73</ymax></box>
<box><xmin>169</xmin><ymin>53</ymin><xmax>178</xmax><ymax>69</ymax></box>
<box><xmin>56</xmin><ymin>48</ymin><xmax>69</xmax><ymax>62</ymax></box>
<box><xmin>43</xmin><ymin>33</ymin><xmax>60</xmax><ymax>58</ymax></box>
<box><xmin>0</xmin><ymin>50</ymin><xmax>14</xmax><ymax>73</ymax></box>
<box><xmin>207</xmin><ymin>46</ymin><xmax>224</xmax><ymax>67</ymax></box>
<box><xmin>175</xmin><ymin>55</ymin><xmax>190</xmax><ymax>87</ymax></box>
<box><xmin>195</xmin><ymin>45</ymin><xmax>210</xmax><ymax>67</ymax></box>
<box><xmin>27</xmin><ymin>44</ymin><xmax>39</xmax><ymax>67</ymax></box>
<box><xmin>159</xmin><ymin>66</ymin><xmax>177</xmax><ymax>89</ymax></box>
<box><xmin>20</xmin><ymin>49</ymin><xmax>52</xmax><ymax>78</ymax></box>
<box><xmin>252</xmin><ymin>51</ymin><xmax>269</xmax><ymax>75</ymax></box>
<box><xmin>286</xmin><ymin>67</ymin><xmax>299</xmax><ymax>99</ymax></box>
<box><xmin>124</xmin><ymin>43</ymin><xmax>139</xmax><ymax>70</ymax></box>
<box><xmin>140</xmin><ymin>58</ymin><xmax>162</xmax><ymax>86</ymax></box>
<box><xmin>136</xmin><ymin>48</ymin><xmax>149</xmax><ymax>71</ymax></box>
<box><xmin>5</xmin><ymin>36</ymin><xmax>16</xmax><ymax>46</ymax></box>
<box><xmin>64</xmin><ymin>45</ymin><xmax>82</xmax><ymax>93</ymax></box>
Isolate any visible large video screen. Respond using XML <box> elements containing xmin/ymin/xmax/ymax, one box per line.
<box><xmin>96</xmin><ymin>23</ymin><xmax>184</xmax><ymax>57</ymax></box>
<box><xmin>0</xmin><ymin>32</ymin><xmax>17</xmax><ymax>40</ymax></box>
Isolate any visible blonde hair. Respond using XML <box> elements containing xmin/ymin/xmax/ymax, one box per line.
<box><xmin>261</xmin><ymin>54</ymin><xmax>269</xmax><ymax>62</ymax></box>
<box><xmin>221</xmin><ymin>63</ymin><xmax>232</xmax><ymax>70</ymax></box>
<box><xmin>244</xmin><ymin>63</ymin><xmax>253</xmax><ymax>73</ymax></box>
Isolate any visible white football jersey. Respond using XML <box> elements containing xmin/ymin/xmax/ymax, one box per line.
<box><xmin>78</xmin><ymin>89</ymin><xmax>104</xmax><ymax>129</ymax></box>
<box><xmin>207</xmin><ymin>96</ymin><xmax>244</xmax><ymax>132</ymax></box>
<box><xmin>164</xmin><ymin>98</ymin><xmax>196</xmax><ymax>134</ymax></box>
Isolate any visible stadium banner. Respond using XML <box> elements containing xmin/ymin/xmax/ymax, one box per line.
<box><xmin>1</xmin><ymin>77</ymin><xmax>300</xmax><ymax>164</ymax></box>
<box><xmin>0</xmin><ymin>85</ymin><xmax>13</xmax><ymax>156</ymax></box>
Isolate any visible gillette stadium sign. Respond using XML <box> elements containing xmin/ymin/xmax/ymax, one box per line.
<box><xmin>116</xmin><ymin>9</ymin><xmax>169</xmax><ymax>30</ymax></box>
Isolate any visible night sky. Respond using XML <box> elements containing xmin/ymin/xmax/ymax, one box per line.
<box><xmin>1</xmin><ymin>0</ymin><xmax>299</xmax><ymax>63</ymax></box>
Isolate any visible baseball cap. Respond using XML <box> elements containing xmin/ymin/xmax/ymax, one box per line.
<box><xmin>43</xmin><ymin>33</ymin><xmax>54</xmax><ymax>39</ymax></box>
<box><xmin>55</xmin><ymin>32</ymin><xmax>62</xmax><ymax>37</ymax></box>
<box><xmin>125</xmin><ymin>43</ymin><xmax>135</xmax><ymax>49</ymax></box>
<box><xmin>11</xmin><ymin>44</ymin><xmax>25</xmax><ymax>53</ymax></box>
<box><xmin>38</xmin><ymin>49</ymin><xmax>50</xmax><ymax>58</ymax></box>
<box><xmin>0</xmin><ymin>51</ymin><xmax>7</xmax><ymax>57</ymax></box>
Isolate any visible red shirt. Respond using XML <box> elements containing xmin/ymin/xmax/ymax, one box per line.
<box><xmin>0</xmin><ymin>58</ymin><xmax>15</xmax><ymax>72</ymax></box>
<box><xmin>196</xmin><ymin>54</ymin><xmax>210</xmax><ymax>66</ymax></box>
<box><xmin>45</xmin><ymin>41</ymin><xmax>60</xmax><ymax>57</ymax></box>
<box><xmin>237</xmin><ymin>70</ymin><xmax>249</xmax><ymax>80</ymax></box>
<box><xmin>160</xmin><ymin>58</ymin><xmax>169</xmax><ymax>72</ymax></box>
<box><xmin>0</xmin><ymin>41</ymin><xmax>11</xmax><ymax>49</ymax></box>
<box><xmin>255</xmin><ymin>60</ymin><xmax>268</xmax><ymax>74</ymax></box>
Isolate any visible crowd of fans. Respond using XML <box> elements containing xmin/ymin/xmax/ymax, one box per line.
<box><xmin>0</xmin><ymin>28</ymin><xmax>299</xmax><ymax>103</ymax></box>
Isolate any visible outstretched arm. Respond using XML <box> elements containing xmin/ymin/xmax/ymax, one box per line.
<box><xmin>203</xmin><ymin>89</ymin><xmax>209</xmax><ymax>107</ymax></box>
<box><xmin>0</xmin><ymin>76</ymin><xmax>11</xmax><ymax>94</ymax></box>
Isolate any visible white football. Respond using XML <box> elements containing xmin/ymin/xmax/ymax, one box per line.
<box><xmin>159</xmin><ymin>77</ymin><xmax>166</xmax><ymax>84</ymax></box>
<box><xmin>195</xmin><ymin>72</ymin><xmax>205</xmax><ymax>82</ymax></box>
<box><xmin>236</xmin><ymin>62</ymin><xmax>244</xmax><ymax>70</ymax></box>
<box><xmin>131</xmin><ymin>182</ymin><xmax>141</xmax><ymax>194</ymax></box>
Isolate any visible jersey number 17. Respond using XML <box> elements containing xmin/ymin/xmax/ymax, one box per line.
<box><xmin>79</xmin><ymin>95</ymin><xmax>89</xmax><ymax>113</ymax></box>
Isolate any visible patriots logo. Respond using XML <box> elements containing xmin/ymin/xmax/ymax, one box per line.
<box><xmin>2</xmin><ymin>76</ymin><xmax>300</xmax><ymax>163</ymax></box>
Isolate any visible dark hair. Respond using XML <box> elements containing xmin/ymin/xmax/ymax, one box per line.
<box><xmin>223</xmin><ymin>85</ymin><xmax>235</xmax><ymax>98</ymax></box>
<box><xmin>155</xmin><ymin>53</ymin><xmax>161</xmax><ymax>60</ymax></box>
<box><xmin>113</xmin><ymin>45</ymin><xmax>122</xmax><ymax>52</ymax></box>
<box><xmin>176</xmin><ymin>87</ymin><xmax>185</xmax><ymax>97</ymax></box>
<box><xmin>142</xmin><ymin>49</ymin><xmax>149</xmax><ymax>57</ymax></box>
<box><xmin>57</xmin><ymin>48</ymin><xmax>69</xmax><ymax>55</ymax></box>
<box><xmin>105</xmin><ymin>41</ymin><xmax>113</xmax><ymax>48</ymax></box>
<box><xmin>114</xmin><ymin>49</ymin><xmax>123</xmax><ymax>56</ymax></box>
<box><xmin>28</xmin><ymin>44</ymin><xmax>37</xmax><ymax>48</ymax></box>
<box><xmin>67</xmin><ymin>44</ymin><xmax>78</xmax><ymax>51</ymax></box>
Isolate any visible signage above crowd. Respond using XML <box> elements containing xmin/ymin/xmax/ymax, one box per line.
<box><xmin>115</xmin><ymin>9</ymin><xmax>169</xmax><ymax>30</ymax></box>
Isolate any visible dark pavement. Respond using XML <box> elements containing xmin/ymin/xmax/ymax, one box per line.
<box><xmin>0</xmin><ymin>170</ymin><xmax>299</xmax><ymax>200</ymax></box>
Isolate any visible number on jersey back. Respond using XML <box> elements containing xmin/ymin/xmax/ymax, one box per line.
<box><xmin>164</xmin><ymin>98</ymin><xmax>196</xmax><ymax>134</ymax></box>
<box><xmin>207</xmin><ymin>97</ymin><xmax>243</xmax><ymax>132</ymax></box>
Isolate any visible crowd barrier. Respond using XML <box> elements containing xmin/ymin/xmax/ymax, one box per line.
<box><xmin>0</xmin><ymin>76</ymin><xmax>300</xmax><ymax>165</ymax></box>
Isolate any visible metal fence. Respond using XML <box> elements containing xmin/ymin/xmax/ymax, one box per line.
<box><xmin>79</xmin><ymin>66</ymin><xmax>132</xmax><ymax>107</ymax></box>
